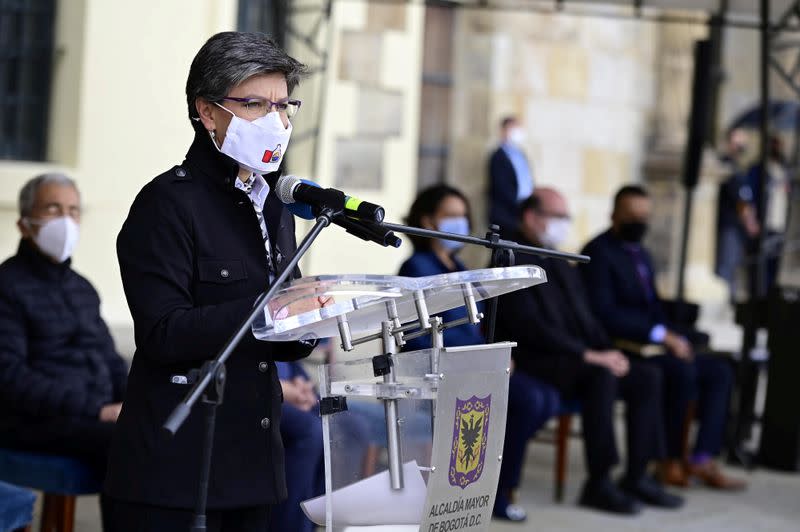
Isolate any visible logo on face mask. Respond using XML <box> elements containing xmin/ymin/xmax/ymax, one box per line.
<box><xmin>262</xmin><ymin>144</ymin><xmax>282</xmax><ymax>164</ymax></box>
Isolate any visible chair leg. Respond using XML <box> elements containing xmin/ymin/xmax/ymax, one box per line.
<box><xmin>40</xmin><ymin>494</ymin><xmax>56</xmax><ymax>532</ymax></box>
<box><xmin>39</xmin><ymin>494</ymin><xmax>75</xmax><ymax>532</ymax></box>
<box><xmin>58</xmin><ymin>496</ymin><xmax>76</xmax><ymax>532</ymax></box>
<box><xmin>554</xmin><ymin>414</ymin><xmax>572</xmax><ymax>503</ymax></box>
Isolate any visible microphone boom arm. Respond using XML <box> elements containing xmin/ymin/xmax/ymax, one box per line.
<box><xmin>379</xmin><ymin>221</ymin><xmax>590</xmax><ymax>263</ymax></box>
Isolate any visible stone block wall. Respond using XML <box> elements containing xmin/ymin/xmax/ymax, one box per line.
<box><xmin>294</xmin><ymin>0</ymin><xmax>425</xmax><ymax>277</ymax></box>
<box><xmin>447</xmin><ymin>8</ymin><xmax>659</xmax><ymax>268</ymax></box>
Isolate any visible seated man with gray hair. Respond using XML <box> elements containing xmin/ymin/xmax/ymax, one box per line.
<box><xmin>0</xmin><ymin>173</ymin><xmax>128</xmax><ymax>482</ymax></box>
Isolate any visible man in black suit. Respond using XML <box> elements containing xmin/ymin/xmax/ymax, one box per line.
<box><xmin>488</xmin><ymin>116</ymin><xmax>534</xmax><ymax>238</ymax></box>
<box><xmin>581</xmin><ymin>185</ymin><xmax>745</xmax><ymax>491</ymax></box>
<box><xmin>496</xmin><ymin>188</ymin><xmax>682</xmax><ymax>515</ymax></box>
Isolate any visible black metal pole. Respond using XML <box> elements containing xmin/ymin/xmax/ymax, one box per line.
<box><xmin>756</xmin><ymin>0</ymin><xmax>772</xmax><ymax>299</ymax></box>
<box><xmin>730</xmin><ymin>0</ymin><xmax>771</xmax><ymax>468</ymax></box>
<box><xmin>163</xmin><ymin>210</ymin><xmax>335</xmax><ymax>531</ymax></box>
<box><xmin>192</xmin><ymin>376</ymin><xmax>221</xmax><ymax>532</ymax></box>
<box><xmin>676</xmin><ymin>187</ymin><xmax>695</xmax><ymax>301</ymax></box>
<box><xmin>483</xmin><ymin>225</ymin><xmax>515</xmax><ymax>344</ymax></box>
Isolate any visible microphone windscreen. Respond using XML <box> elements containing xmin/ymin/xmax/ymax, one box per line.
<box><xmin>275</xmin><ymin>174</ymin><xmax>301</xmax><ymax>204</ymax></box>
<box><xmin>286</xmin><ymin>201</ymin><xmax>315</xmax><ymax>220</ymax></box>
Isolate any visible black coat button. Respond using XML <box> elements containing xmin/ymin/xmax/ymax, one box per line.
<box><xmin>175</xmin><ymin>167</ymin><xmax>186</xmax><ymax>177</ymax></box>
<box><xmin>220</xmin><ymin>269</ymin><xmax>229</xmax><ymax>278</ymax></box>
<box><xmin>258</xmin><ymin>362</ymin><xmax>269</xmax><ymax>373</ymax></box>
<box><xmin>261</xmin><ymin>417</ymin><xmax>271</xmax><ymax>429</ymax></box>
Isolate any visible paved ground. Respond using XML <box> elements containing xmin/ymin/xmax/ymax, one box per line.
<box><xmin>31</xmin><ymin>423</ymin><xmax>799</xmax><ymax>532</ymax></box>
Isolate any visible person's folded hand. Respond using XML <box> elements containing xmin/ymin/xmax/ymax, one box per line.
<box><xmin>99</xmin><ymin>402</ymin><xmax>123</xmax><ymax>423</ymax></box>
<box><xmin>665</xmin><ymin>331</ymin><xmax>693</xmax><ymax>361</ymax></box>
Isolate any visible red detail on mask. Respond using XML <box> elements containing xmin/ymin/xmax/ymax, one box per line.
<box><xmin>262</xmin><ymin>149</ymin><xmax>274</xmax><ymax>163</ymax></box>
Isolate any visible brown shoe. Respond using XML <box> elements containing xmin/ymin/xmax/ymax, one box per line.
<box><xmin>687</xmin><ymin>460</ymin><xmax>747</xmax><ymax>491</ymax></box>
<box><xmin>658</xmin><ymin>459</ymin><xmax>689</xmax><ymax>488</ymax></box>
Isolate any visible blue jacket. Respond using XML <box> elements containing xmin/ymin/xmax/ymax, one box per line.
<box><xmin>580</xmin><ymin>230</ymin><xmax>667</xmax><ymax>344</ymax></box>
<box><xmin>0</xmin><ymin>240</ymin><xmax>127</xmax><ymax>428</ymax></box>
<box><xmin>398</xmin><ymin>251</ymin><xmax>484</xmax><ymax>351</ymax></box>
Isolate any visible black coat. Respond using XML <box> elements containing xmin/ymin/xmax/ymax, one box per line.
<box><xmin>579</xmin><ymin>229</ymin><xmax>667</xmax><ymax>344</ymax></box>
<box><xmin>488</xmin><ymin>147</ymin><xmax>522</xmax><ymax>238</ymax></box>
<box><xmin>494</xmin><ymin>239</ymin><xmax>611</xmax><ymax>392</ymax></box>
<box><xmin>105</xmin><ymin>131</ymin><xmax>315</xmax><ymax>509</ymax></box>
<box><xmin>0</xmin><ymin>240</ymin><xmax>127</xmax><ymax>430</ymax></box>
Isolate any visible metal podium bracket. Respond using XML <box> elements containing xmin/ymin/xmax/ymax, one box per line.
<box><xmin>414</xmin><ymin>290</ymin><xmax>431</xmax><ymax>329</ymax></box>
<box><xmin>381</xmin><ymin>320</ymin><xmax>404</xmax><ymax>491</ymax></box>
<box><xmin>462</xmin><ymin>282</ymin><xmax>481</xmax><ymax>324</ymax></box>
<box><xmin>337</xmin><ymin>314</ymin><xmax>353</xmax><ymax>351</ymax></box>
<box><xmin>330</xmin><ymin>381</ymin><xmax>439</xmax><ymax>400</ymax></box>
<box><xmin>386</xmin><ymin>299</ymin><xmax>406</xmax><ymax>347</ymax></box>
<box><xmin>319</xmin><ymin>395</ymin><xmax>348</xmax><ymax>415</ymax></box>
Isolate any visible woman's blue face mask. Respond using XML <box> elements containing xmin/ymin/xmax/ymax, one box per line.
<box><xmin>437</xmin><ymin>216</ymin><xmax>470</xmax><ymax>251</ymax></box>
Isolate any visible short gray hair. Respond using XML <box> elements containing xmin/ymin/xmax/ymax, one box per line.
<box><xmin>185</xmin><ymin>32</ymin><xmax>308</xmax><ymax>127</ymax></box>
<box><xmin>18</xmin><ymin>173</ymin><xmax>79</xmax><ymax>218</ymax></box>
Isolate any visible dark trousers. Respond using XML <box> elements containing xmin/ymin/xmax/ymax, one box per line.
<box><xmin>645</xmin><ymin>354</ymin><xmax>733</xmax><ymax>458</ymax></box>
<box><xmin>102</xmin><ymin>497</ymin><xmax>271</xmax><ymax>532</ymax></box>
<box><xmin>523</xmin><ymin>358</ymin><xmax>665</xmax><ymax>483</ymax></box>
<box><xmin>270</xmin><ymin>403</ymin><xmax>324</xmax><ymax>532</ymax></box>
<box><xmin>497</xmin><ymin>371</ymin><xmax>560</xmax><ymax>493</ymax></box>
<box><xmin>0</xmin><ymin>416</ymin><xmax>114</xmax><ymax>480</ymax></box>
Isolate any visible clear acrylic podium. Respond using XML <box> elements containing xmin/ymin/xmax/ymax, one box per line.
<box><xmin>254</xmin><ymin>266</ymin><xmax>547</xmax><ymax>531</ymax></box>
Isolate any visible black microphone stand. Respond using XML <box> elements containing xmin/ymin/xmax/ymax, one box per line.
<box><xmin>162</xmin><ymin>208</ymin><xmax>337</xmax><ymax>532</ymax></box>
<box><xmin>379</xmin><ymin>221</ymin><xmax>591</xmax><ymax>343</ymax></box>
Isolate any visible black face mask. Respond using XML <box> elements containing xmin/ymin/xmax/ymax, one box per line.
<box><xmin>617</xmin><ymin>221</ymin><xmax>648</xmax><ymax>243</ymax></box>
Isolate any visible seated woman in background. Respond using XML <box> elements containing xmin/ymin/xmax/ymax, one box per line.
<box><xmin>399</xmin><ymin>185</ymin><xmax>560</xmax><ymax>523</ymax></box>
<box><xmin>399</xmin><ymin>184</ymin><xmax>483</xmax><ymax>351</ymax></box>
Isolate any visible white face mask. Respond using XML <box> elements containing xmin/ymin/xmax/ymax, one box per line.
<box><xmin>508</xmin><ymin>127</ymin><xmax>526</xmax><ymax>146</ymax></box>
<box><xmin>541</xmin><ymin>218</ymin><xmax>571</xmax><ymax>249</ymax></box>
<box><xmin>27</xmin><ymin>216</ymin><xmax>80</xmax><ymax>263</ymax></box>
<box><xmin>211</xmin><ymin>103</ymin><xmax>292</xmax><ymax>174</ymax></box>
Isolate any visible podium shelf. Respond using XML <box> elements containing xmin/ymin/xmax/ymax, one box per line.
<box><xmin>252</xmin><ymin>265</ymin><xmax>546</xmax><ymax>342</ymax></box>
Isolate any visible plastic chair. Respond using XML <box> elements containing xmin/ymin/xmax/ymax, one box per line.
<box><xmin>0</xmin><ymin>480</ymin><xmax>35</xmax><ymax>532</ymax></box>
<box><xmin>0</xmin><ymin>449</ymin><xmax>102</xmax><ymax>532</ymax></box>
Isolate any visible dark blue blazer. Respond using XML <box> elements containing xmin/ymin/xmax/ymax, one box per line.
<box><xmin>580</xmin><ymin>229</ymin><xmax>667</xmax><ymax>344</ymax></box>
<box><xmin>488</xmin><ymin>147</ymin><xmax>520</xmax><ymax>238</ymax></box>
<box><xmin>398</xmin><ymin>251</ymin><xmax>484</xmax><ymax>351</ymax></box>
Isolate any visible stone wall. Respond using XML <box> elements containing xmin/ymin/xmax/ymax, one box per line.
<box><xmin>289</xmin><ymin>0</ymin><xmax>425</xmax><ymax>277</ymax></box>
<box><xmin>446</xmin><ymin>8</ymin><xmax>659</xmax><ymax>268</ymax></box>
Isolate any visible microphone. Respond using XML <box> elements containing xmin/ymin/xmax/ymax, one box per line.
<box><xmin>276</xmin><ymin>175</ymin><xmax>385</xmax><ymax>223</ymax></box>
<box><xmin>278</xmin><ymin>184</ymin><xmax>401</xmax><ymax>248</ymax></box>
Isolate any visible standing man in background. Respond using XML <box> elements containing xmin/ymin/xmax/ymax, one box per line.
<box><xmin>488</xmin><ymin>116</ymin><xmax>534</xmax><ymax>238</ymax></box>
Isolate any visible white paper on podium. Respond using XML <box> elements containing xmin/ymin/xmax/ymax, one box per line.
<box><xmin>301</xmin><ymin>461</ymin><xmax>427</xmax><ymax>527</ymax></box>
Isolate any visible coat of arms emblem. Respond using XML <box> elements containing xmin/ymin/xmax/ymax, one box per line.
<box><xmin>448</xmin><ymin>395</ymin><xmax>491</xmax><ymax>489</ymax></box>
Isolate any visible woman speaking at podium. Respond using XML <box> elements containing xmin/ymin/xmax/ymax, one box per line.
<box><xmin>104</xmin><ymin>33</ymin><xmax>317</xmax><ymax>531</ymax></box>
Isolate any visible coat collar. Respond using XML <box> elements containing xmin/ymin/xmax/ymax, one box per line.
<box><xmin>183</xmin><ymin>129</ymin><xmax>242</xmax><ymax>191</ymax></box>
<box><xmin>17</xmin><ymin>238</ymin><xmax>71</xmax><ymax>282</ymax></box>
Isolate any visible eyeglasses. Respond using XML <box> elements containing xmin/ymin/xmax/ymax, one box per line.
<box><xmin>219</xmin><ymin>97</ymin><xmax>302</xmax><ymax>120</ymax></box>
<box><xmin>535</xmin><ymin>208</ymin><xmax>571</xmax><ymax>220</ymax></box>
<box><xmin>31</xmin><ymin>203</ymin><xmax>81</xmax><ymax>221</ymax></box>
